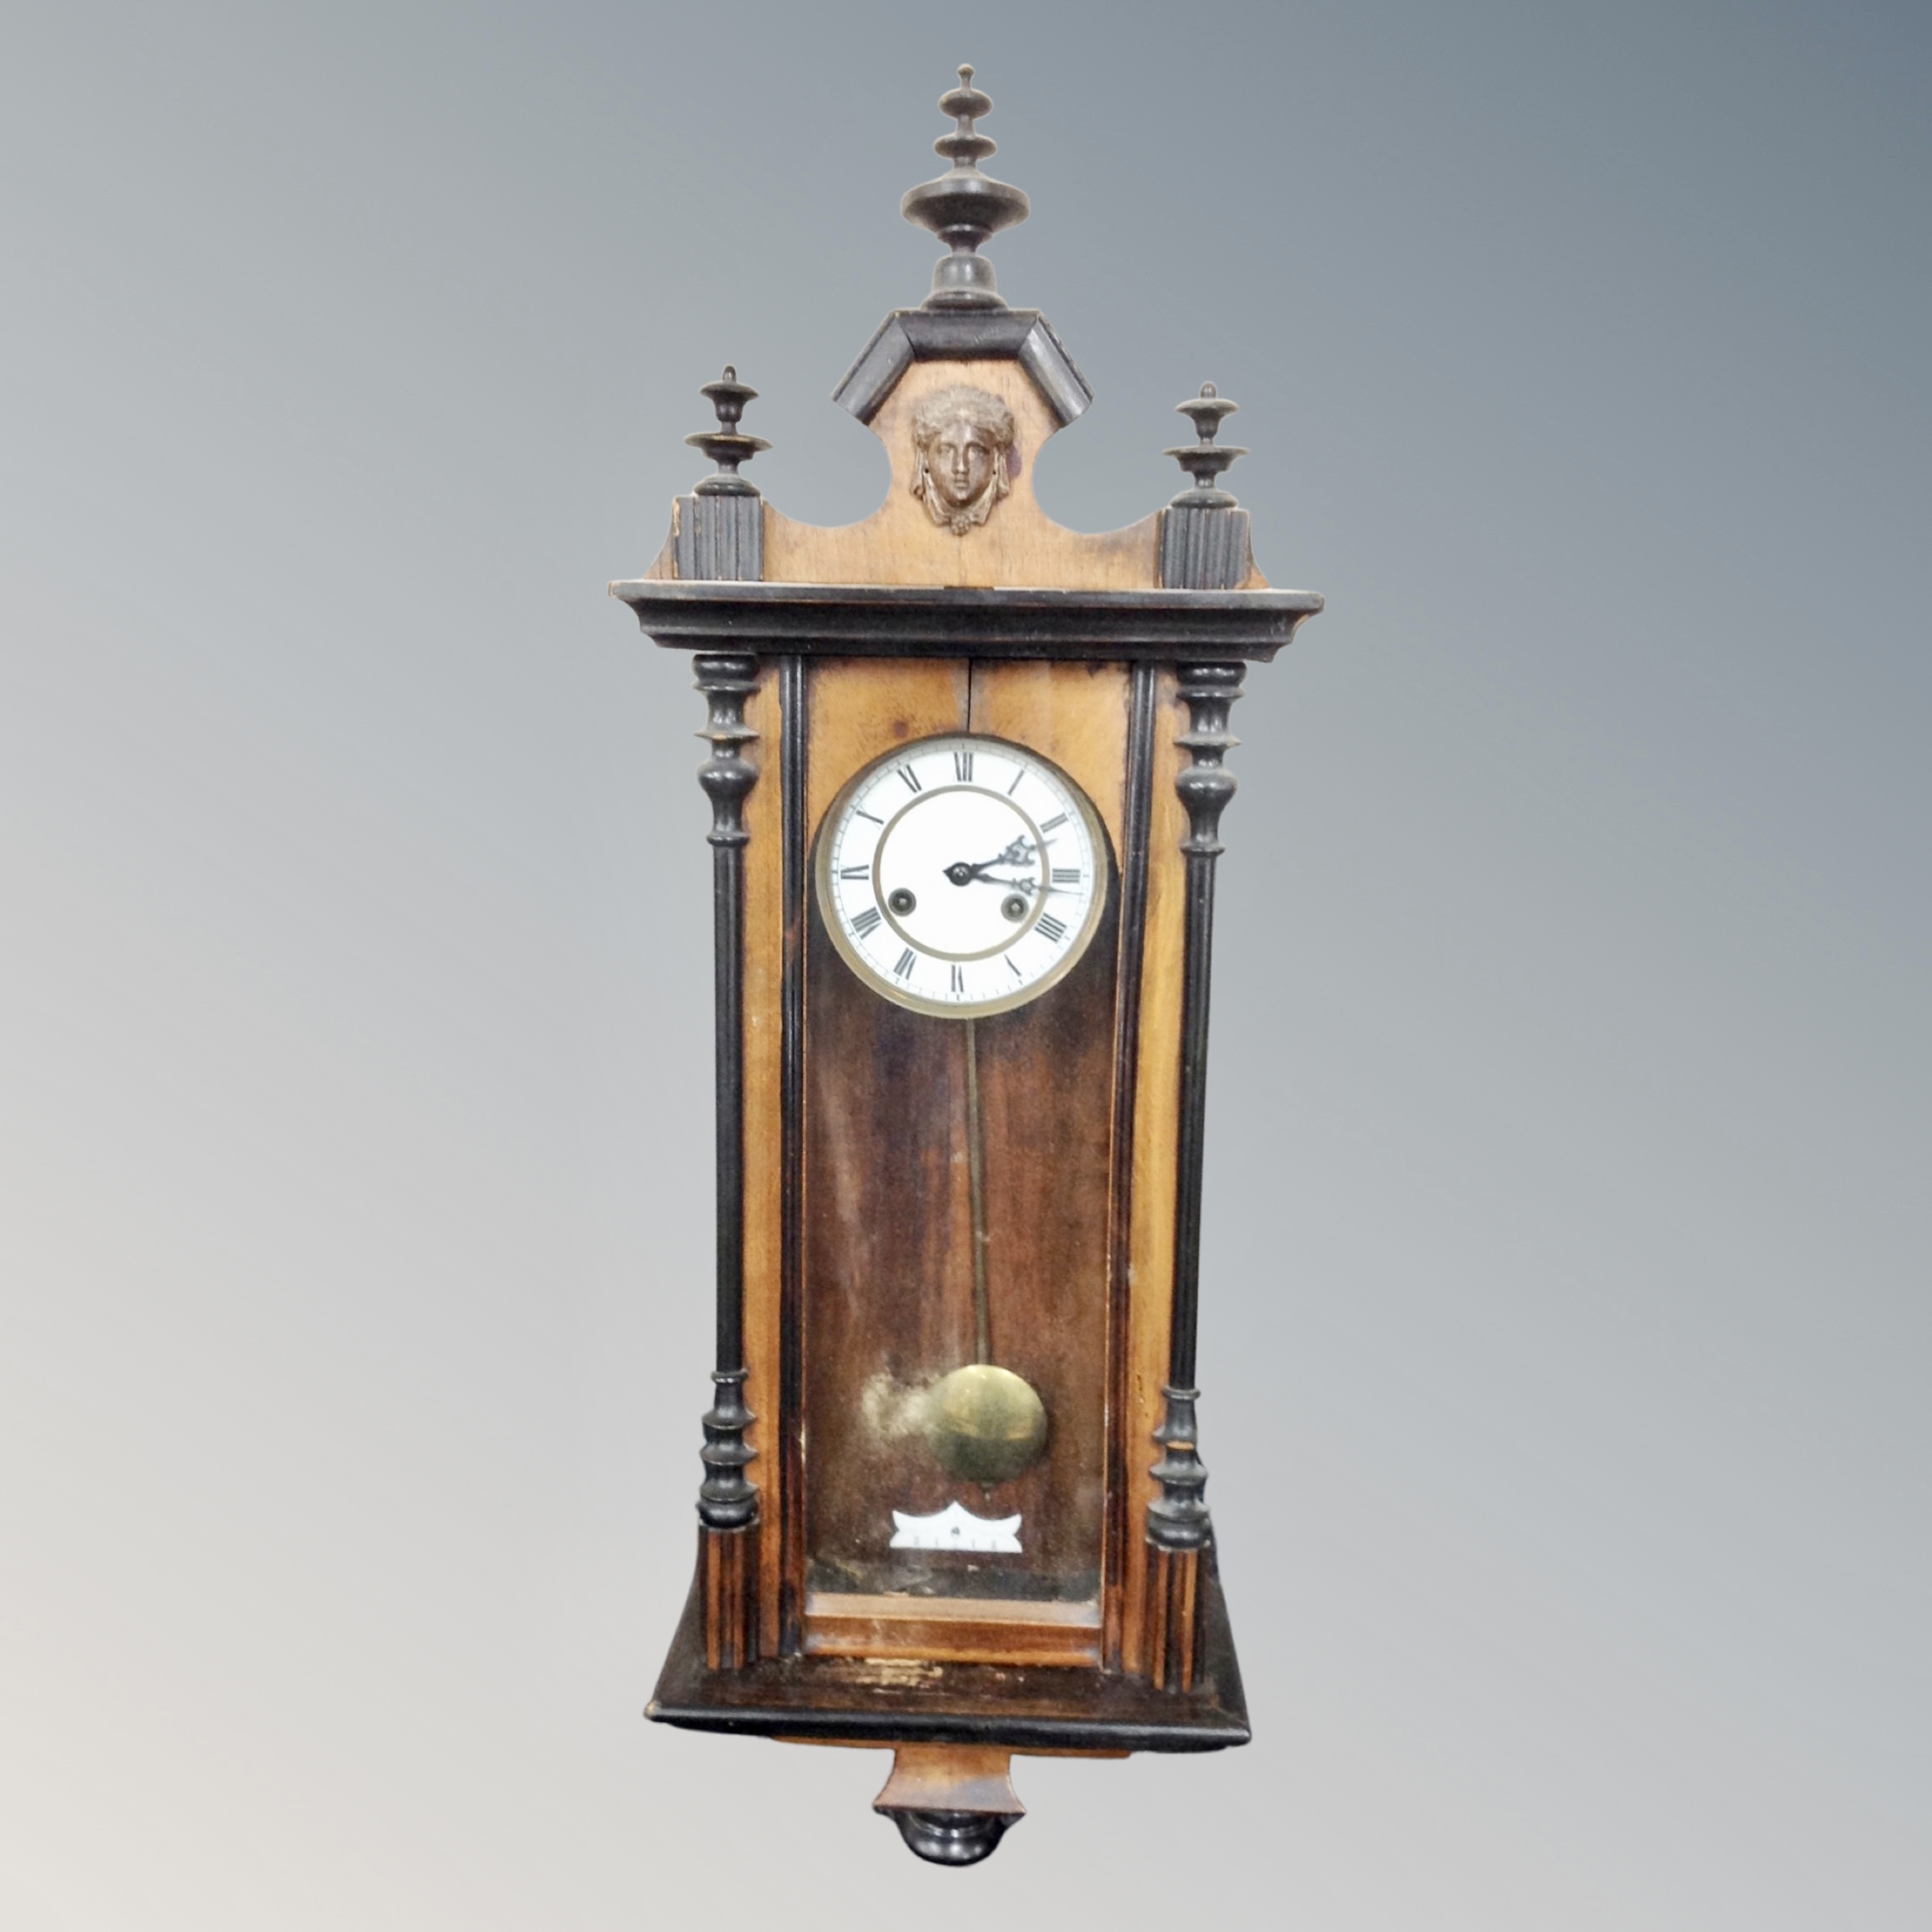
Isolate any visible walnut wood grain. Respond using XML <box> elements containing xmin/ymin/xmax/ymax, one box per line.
<box><xmin>801</xmin><ymin>887</ymin><xmax>1122</xmax><ymax>1614</ymax></box>
<box><xmin>1119</xmin><ymin>671</ymin><xmax>1190</xmax><ymax>1674</ymax></box>
<box><xmin>1144</xmin><ymin>1544</ymin><xmax>1202</xmax><ymax>1690</ymax></box>
<box><xmin>762</xmin><ymin>360</ymin><xmax>1177</xmax><ymax>591</ymax></box>
<box><xmin>796</xmin><ymin>660</ymin><xmax>966</xmax><ymax>1626</ymax></box>
<box><xmin>738</xmin><ymin>664</ymin><xmax>785</xmax><ymax>1656</ymax></box>
<box><xmin>798</xmin><ymin>661</ymin><xmax>1123</xmax><ymax>1649</ymax></box>
<box><xmin>805</xmin><ymin>1593</ymin><xmax>1102</xmax><ymax>1669</ymax></box>
<box><xmin>701</xmin><ymin>1524</ymin><xmax>754</xmax><ymax>1672</ymax></box>
<box><xmin>801</xmin><ymin>657</ymin><xmax>970</xmax><ymax>834</ymax></box>
<box><xmin>966</xmin><ymin>659</ymin><xmax>1131</xmax><ymax>856</ymax></box>
<box><xmin>968</xmin><ymin>658</ymin><xmax>1133</xmax><ymax>1655</ymax></box>
<box><xmin>870</xmin><ymin>1743</ymin><xmax>1025</xmax><ymax>1816</ymax></box>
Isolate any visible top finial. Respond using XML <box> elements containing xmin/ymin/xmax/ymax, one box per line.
<box><xmin>901</xmin><ymin>63</ymin><xmax>1030</xmax><ymax>310</ymax></box>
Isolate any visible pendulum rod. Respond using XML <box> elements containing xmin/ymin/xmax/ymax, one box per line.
<box><xmin>963</xmin><ymin>1015</ymin><xmax>992</xmax><ymax>1366</ymax></box>
<box><xmin>928</xmin><ymin>1014</ymin><xmax>1046</xmax><ymax>1487</ymax></box>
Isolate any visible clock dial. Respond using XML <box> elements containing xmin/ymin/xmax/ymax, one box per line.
<box><xmin>815</xmin><ymin>734</ymin><xmax>1108</xmax><ymax>1017</ymax></box>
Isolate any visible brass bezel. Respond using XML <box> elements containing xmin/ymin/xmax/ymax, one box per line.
<box><xmin>813</xmin><ymin>731</ymin><xmax>1113</xmax><ymax>1021</ymax></box>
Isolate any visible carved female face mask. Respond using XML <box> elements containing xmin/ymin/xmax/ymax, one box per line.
<box><xmin>911</xmin><ymin>386</ymin><xmax>1015</xmax><ymax>535</ymax></box>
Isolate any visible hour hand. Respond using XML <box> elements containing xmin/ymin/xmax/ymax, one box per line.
<box><xmin>944</xmin><ymin>838</ymin><xmax>1034</xmax><ymax>886</ymax></box>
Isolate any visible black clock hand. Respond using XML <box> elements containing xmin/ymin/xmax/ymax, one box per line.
<box><xmin>943</xmin><ymin>837</ymin><xmax>1034</xmax><ymax>886</ymax></box>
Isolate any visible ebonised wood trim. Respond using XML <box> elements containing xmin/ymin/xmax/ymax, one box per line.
<box><xmin>674</xmin><ymin>492</ymin><xmax>764</xmax><ymax>582</ymax></box>
<box><xmin>1159</xmin><ymin>504</ymin><xmax>1253</xmax><ymax>591</ymax></box>
<box><xmin>1146</xmin><ymin>662</ymin><xmax>1245</xmax><ymax>1559</ymax></box>
<box><xmin>1103</xmin><ymin>663</ymin><xmax>1157</xmax><ymax>1667</ymax></box>
<box><xmin>883</xmin><ymin>1807</ymin><xmax>1018</xmax><ymax>1867</ymax></box>
<box><xmin>777</xmin><ymin>655</ymin><xmax>809</xmax><ymax>1654</ymax></box>
<box><xmin>695</xmin><ymin>652</ymin><xmax>760</xmax><ymax>1536</ymax></box>
<box><xmin>648</xmin><ymin>1551</ymin><xmax>1249</xmax><ymax>1753</ymax></box>
<box><xmin>833</xmin><ymin>308</ymin><xmax>1091</xmax><ymax>427</ymax></box>
<box><xmin>612</xmin><ymin>580</ymin><xmax>1322</xmax><ymax>662</ymax></box>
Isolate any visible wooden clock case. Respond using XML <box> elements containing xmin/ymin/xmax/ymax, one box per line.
<box><xmin>611</xmin><ymin>67</ymin><xmax>1321</xmax><ymax>1862</ymax></box>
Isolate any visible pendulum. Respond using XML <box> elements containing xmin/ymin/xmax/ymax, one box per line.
<box><xmin>927</xmin><ymin>1014</ymin><xmax>1050</xmax><ymax>1484</ymax></box>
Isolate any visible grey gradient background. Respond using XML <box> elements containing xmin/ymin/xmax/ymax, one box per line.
<box><xmin>4</xmin><ymin>2</ymin><xmax>1927</xmax><ymax>1925</ymax></box>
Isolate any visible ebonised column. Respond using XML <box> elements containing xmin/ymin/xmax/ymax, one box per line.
<box><xmin>1146</xmin><ymin>659</ymin><xmax>1244</xmax><ymax>1690</ymax></box>
<box><xmin>692</xmin><ymin>652</ymin><xmax>760</xmax><ymax>1669</ymax></box>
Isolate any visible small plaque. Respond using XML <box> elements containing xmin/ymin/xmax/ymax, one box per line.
<box><xmin>890</xmin><ymin>1500</ymin><xmax>1023</xmax><ymax>1553</ymax></box>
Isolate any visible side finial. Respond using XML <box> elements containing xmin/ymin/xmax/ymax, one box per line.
<box><xmin>686</xmin><ymin>366</ymin><xmax>770</xmax><ymax>497</ymax></box>
<box><xmin>1164</xmin><ymin>383</ymin><xmax>1249</xmax><ymax>508</ymax></box>
<box><xmin>900</xmin><ymin>64</ymin><xmax>1030</xmax><ymax>310</ymax></box>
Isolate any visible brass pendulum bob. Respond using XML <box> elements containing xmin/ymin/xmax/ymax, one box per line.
<box><xmin>928</xmin><ymin>1016</ymin><xmax>1050</xmax><ymax>1485</ymax></box>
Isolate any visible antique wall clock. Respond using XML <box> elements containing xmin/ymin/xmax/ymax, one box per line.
<box><xmin>612</xmin><ymin>66</ymin><xmax>1321</xmax><ymax>1864</ymax></box>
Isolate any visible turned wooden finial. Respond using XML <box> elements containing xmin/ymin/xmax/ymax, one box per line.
<box><xmin>900</xmin><ymin>64</ymin><xmax>1030</xmax><ymax>309</ymax></box>
<box><xmin>685</xmin><ymin>366</ymin><xmax>769</xmax><ymax>497</ymax></box>
<box><xmin>1165</xmin><ymin>383</ymin><xmax>1250</xmax><ymax>508</ymax></box>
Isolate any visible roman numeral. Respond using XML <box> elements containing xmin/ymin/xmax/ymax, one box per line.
<box><xmin>1039</xmin><ymin>812</ymin><xmax>1068</xmax><ymax>834</ymax></box>
<box><xmin>949</xmin><ymin>964</ymin><xmax>965</xmax><ymax>995</ymax></box>
<box><xmin>1037</xmin><ymin>911</ymin><xmax>1068</xmax><ymax>944</ymax></box>
<box><xmin>1005</xmin><ymin>954</ymin><xmax>1021</xmax><ymax>978</ymax></box>
<box><xmin>852</xmin><ymin>906</ymin><xmax>882</xmax><ymax>938</ymax></box>
<box><xmin>892</xmin><ymin>947</ymin><xmax>917</xmax><ymax>979</ymax></box>
<box><xmin>840</xmin><ymin>865</ymin><xmax>869</xmax><ymax>879</ymax></box>
<box><xmin>1006</xmin><ymin>767</ymin><xmax>1025</xmax><ymax>795</ymax></box>
<box><xmin>953</xmin><ymin>749</ymin><xmax>974</xmax><ymax>782</ymax></box>
<box><xmin>854</xmin><ymin>807</ymin><xmax>883</xmax><ymax>825</ymax></box>
<box><xmin>897</xmin><ymin>765</ymin><xmax>922</xmax><ymax>793</ymax></box>
<box><xmin>1051</xmin><ymin>867</ymin><xmax>1080</xmax><ymax>886</ymax></box>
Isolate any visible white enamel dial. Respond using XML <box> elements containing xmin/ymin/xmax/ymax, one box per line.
<box><xmin>815</xmin><ymin>733</ymin><xmax>1109</xmax><ymax>1017</ymax></box>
